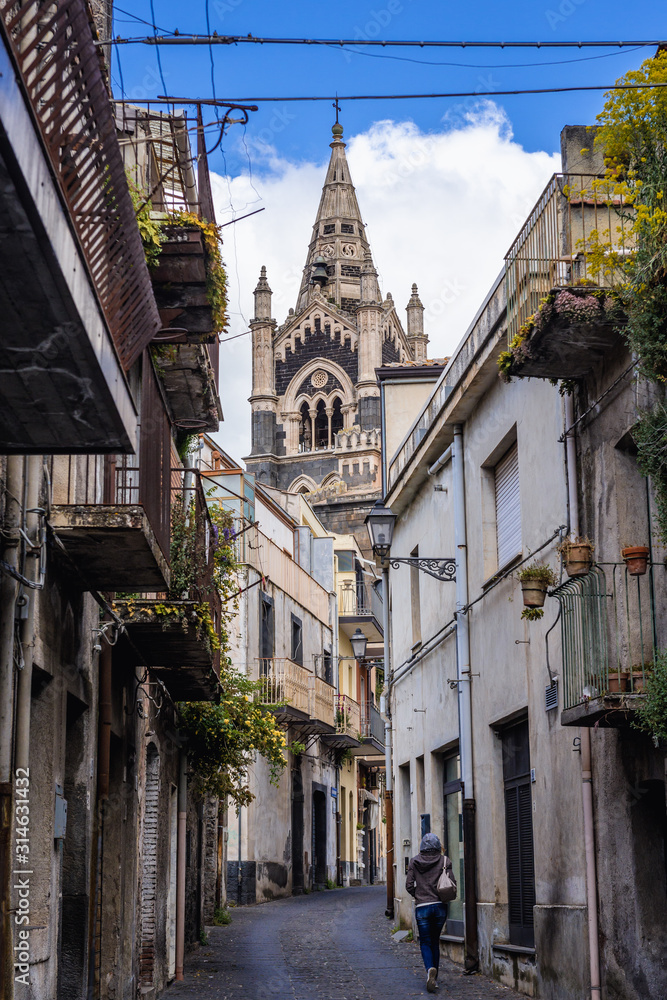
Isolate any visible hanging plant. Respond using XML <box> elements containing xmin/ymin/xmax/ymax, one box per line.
<box><xmin>167</xmin><ymin>210</ymin><xmax>228</xmax><ymax>334</ymax></box>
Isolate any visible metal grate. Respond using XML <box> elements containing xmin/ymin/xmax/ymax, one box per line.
<box><xmin>545</xmin><ymin>681</ymin><xmax>558</xmax><ymax>712</ymax></box>
<box><xmin>504</xmin><ymin>172</ymin><xmax>632</xmax><ymax>341</ymax></box>
<box><xmin>0</xmin><ymin>0</ymin><xmax>160</xmax><ymax>369</ymax></box>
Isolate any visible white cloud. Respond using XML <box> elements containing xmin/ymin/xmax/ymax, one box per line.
<box><xmin>211</xmin><ymin>105</ymin><xmax>560</xmax><ymax>463</ymax></box>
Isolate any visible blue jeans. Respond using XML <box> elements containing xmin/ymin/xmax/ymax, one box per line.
<box><xmin>415</xmin><ymin>902</ymin><xmax>448</xmax><ymax>972</ymax></box>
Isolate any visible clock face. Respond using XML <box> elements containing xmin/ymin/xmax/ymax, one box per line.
<box><xmin>341</xmin><ymin>243</ymin><xmax>356</xmax><ymax>257</ymax></box>
<box><xmin>322</xmin><ymin>244</ymin><xmax>335</xmax><ymax>258</ymax></box>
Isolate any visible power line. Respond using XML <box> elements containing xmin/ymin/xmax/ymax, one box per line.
<box><xmin>101</xmin><ymin>34</ymin><xmax>666</xmax><ymax>49</ymax></box>
<box><xmin>159</xmin><ymin>82</ymin><xmax>667</xmax><ymax>104</ymax></box>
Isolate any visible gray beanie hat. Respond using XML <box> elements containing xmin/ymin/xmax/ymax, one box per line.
<box><xmin>420</xmin><ymin>833</ymin><xmax>441</xmax><ymax>852</ymax></box>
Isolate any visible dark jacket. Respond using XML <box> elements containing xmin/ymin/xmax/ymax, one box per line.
<box><xmin>405</xmin><ymin>851</ymin><xmax>455</xmax><ymax>907</ymax></box>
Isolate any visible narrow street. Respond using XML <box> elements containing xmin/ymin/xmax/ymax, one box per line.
<box><xmin>165</xmin><ymin>887</ymin><xmax>520</xmax><ymax>1000</ymax></box>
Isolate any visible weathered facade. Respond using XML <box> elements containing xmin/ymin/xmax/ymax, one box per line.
<box><xmin>382</xmin><ymin>124</ymin><xmax>667</xmax><ymax>1000</ymax></box>
<box><xmin>245</xmin><ymin>122</ymin><xmax>431</xmax><ymax>552</ymax></box>
<box><xmin>0</xmin><ymin>6</ymin><xmax>226</xmax><ymax>995</ymax></box>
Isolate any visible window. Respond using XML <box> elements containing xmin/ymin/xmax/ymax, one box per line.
<box><xmin>336</xmin><ymin>550</ymin><xmax>355</xmax><ymax>573</ymax></box>
<box><xmin>323</xmin><ymin>649</ymin><xmax>333</xmax><ymax>686</ymax></box>
<box><xmin>502</xmin><ymin>719</ymin><xmax>535</xmax><ymax>947</ymax></box>
<box><xmin>291</xmin><ymin>614</ymin><xmax>303</xmax><ymax>665</ymax></box>
<box><xmin>443</xmin><ymin>753</ymin><xmax>464</xmax><ymax>936</ymax></box>
<box><xmin>410</xmin><ymin>546</ymin><xmax>421</xmax><ymax>647</ymax></box>
<box><xmin>495</xmin><ymin>443</ymin><xmax>521</xmax><ymax>568</ymax></box>
<box><xmin>260</xmin><ymin>593</ymin><xmax>274</xmax><ymax>668</ymax></box>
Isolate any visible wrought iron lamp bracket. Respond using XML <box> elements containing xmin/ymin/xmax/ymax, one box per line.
<box><xmin>389</xmin><ymin>556</ymin><xmax>456</xmax><ymax>582</ymax></box>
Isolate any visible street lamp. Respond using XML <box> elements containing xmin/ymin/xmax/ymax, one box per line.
<box><xmin>364</xmin><ymin>499</ymin><xmax>397</xmax><ymax>562</ymax></box>
<box><xmin>365</xmin><ymin>498</ymin><xmax>456</xmax><ymax>583</ymax></box>
<box><xmin>350</xmin><ymin>627</ymin><xmax>368</xmax><ymax>661</ymax></box>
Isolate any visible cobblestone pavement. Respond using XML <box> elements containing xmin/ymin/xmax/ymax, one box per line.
<box><xmin>164</xmin><ymin>886</ymin><xmax>522</xmax><ymax>1000</ymax></box>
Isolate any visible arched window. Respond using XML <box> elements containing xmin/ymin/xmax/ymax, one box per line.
<box><xmin>299</xmin><ymin>401</ymin><xmax>311</xmax><ymax>452</ymax></box>
<box><xmin>315</xmin><ymin>399</ymin><xmax>328</xmax><ymax>450</ymax></box>
<box><xmin>331</xmin><ymin>397</ymin><xmax>343</xmax><ymax>440</ymax></box>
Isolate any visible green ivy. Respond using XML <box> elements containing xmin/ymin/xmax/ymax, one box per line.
<box><xmin>633</xmin><ymin>648</ymin><xmax>667</xmax><ymax>745</ymax></box>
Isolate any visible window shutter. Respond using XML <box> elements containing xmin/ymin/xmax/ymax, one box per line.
<box><xmin>504</xmin><ymin>783</ymin><xmax>536</xmax><ymax>947</ymax></box>
<box><xmin>495</xmin><ymin>443</ymin><xmax>521</xmax><ymax>567</ymax></box>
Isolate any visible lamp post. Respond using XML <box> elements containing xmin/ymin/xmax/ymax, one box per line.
<box><xmin>364</xmin><ymin>499</ymin><xmax>456</xmax><ymax>582</ymax></box>
<box><xmin>365</xmin><ymin>498</ymin><xmax>457</xmax><ymax>921</ymax></box>
<box><xmin>350</xmin><ymin>628</ymin><xmax>368</xmax><ymax>661</ymax></box>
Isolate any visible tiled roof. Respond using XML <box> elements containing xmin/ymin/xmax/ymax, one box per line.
<box><xmin>381</xmin><ymin>358</ymin><xmax>448</xmax><ymax>368</ymax></box>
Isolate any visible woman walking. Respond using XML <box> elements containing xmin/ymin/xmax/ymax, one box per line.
<box><xmin>405</xmin><ymin>833</ymin><xmax>456</xmax><ymax>993</ymax></box>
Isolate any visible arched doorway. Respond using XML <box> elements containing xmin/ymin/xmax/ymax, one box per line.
<box><xmin>291</xmin><ymin>760</ymin><xmax>304</xmax><ymax>894</ymax></box>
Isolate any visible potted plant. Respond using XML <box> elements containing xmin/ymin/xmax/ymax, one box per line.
<box><xmin>621</xmin><ymin>545</ymin><xmax>650</xmax><ymax>576</ymax></box>
<box><xmin>557</xmin><ymin>536</ymin><xmax>594</xmax><ymax>577</ymax></box>
<box><xmin>517</xmin><ymin>563</ymin><xmax>557</xmax><ymax>608</ymax></box>
<box><xmin>630</xmin><ymin>663</ymin><xmax>653</xmax><ymax>693</ymax></box>
<box><xmin>607</xmin><ymin>669</ymin><xmax>630</xmax><ymax>693</ymax></box>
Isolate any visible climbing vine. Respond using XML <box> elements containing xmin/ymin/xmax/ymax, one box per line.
<box><xmin>167</xmin><ymin>210</ymin><xmax>228</xmax><ymax>334</ymax></box>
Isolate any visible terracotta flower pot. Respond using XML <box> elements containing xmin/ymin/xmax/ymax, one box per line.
<box><xmin>520</xmin><ymin>580</ymin><xmax>548</xmax><ymax>608</ymax></box>
<box><xmin>631</xmin><ymin>670</ymin><xmax>650</xmax><ymax>693</ymax></box>
<box><xmin>563</xmin><ymin>543</ymin><xmax>593</xmax><ymax>577</ymax></box>
<box><xmin>621</xmin><ymin>546</ymin><xmax>649</xmax><ymax>576</ymax></box>
<box><xmin>607</xmin><ymin>671</ymin><xmax>630</xmax><ymax>693</ymax></box>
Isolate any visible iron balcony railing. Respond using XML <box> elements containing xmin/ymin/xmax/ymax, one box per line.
<box><xmin>360</xmin><ymin>701</ymin><xmax>385</xmax><ymax>745</ymax></box>
<box><xmin>0</xmin><ymin>0</ymin><xmax>160</xmax><ymax>369</ymax></box>
<box><xmin>255</xmin><ymin>658</ymin><xmax>335</xmax><ymax>726</ymax></box>
<box><xmin>338</xmin><ymin>580</ymin><xmax>383</xmax><ymax>620</ymax></box>
<box><xmin>335</xmin><ymin>694</ymin><xmax>361</xmax><ymax>739</ymax></box>
<box><xmin>504</xmin><ymin>173</ymin><xmax>632</xmax><ymax>341</ymax></box>
<box><xmin>552</xmin><ymin>564</ymin><xmax>662</xmax><ymax>711</ymax></box>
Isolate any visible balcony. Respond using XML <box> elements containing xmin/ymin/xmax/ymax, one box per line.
<box><xmin>358</xmin><ymin>701</ymin><xmax>385</xmax><ymax>757</ymax></box>
<box><xmin>338</xmin><ymin>580</ymin><xmax>384</xmax><ymax>648</ymax></box>
<box><xmin>552</xmin><ymin>564</ymin><xmax>665</xmax><ymax>727</ymax></box>
<box><xmin>0</xmin><ymin>0</ymin><xmax>162</xmax><ymax>453</ymax></box>
<box><xmin>241</xmin><ymin>526</ymin><xmax>331</xmax><ymax>626</ymax></box>
<box><xmin>151</xmin><ymin>343</ymin><xmax>222</xmax><ymax>433</ymax></box>
<box><xmin>255</xmin><ymin>658</ymin><xmax>335</xmax><ymax>734</ymax></box>
<box><xmin>321</xmin><ymin>695</ymin><xmax>364</xmax><ymax>752</ymax></box>
<box><xmin>112</xmin><ymin>475</ymin><xmax>222</xmax><ymax>699</ymax></box>
<box><xmin>50</xmin><ymin>455</ymin><xmax>170</xmax><ymax>592</ymax></box>
<box><xmin>503</xmin><ymin>173</ymin><xmax>630</xmax><ymax>380</ymax></box>
<box><xmin>49</xmin><ymin>362</ymin><xmax>172</xmax><ymax>591</ymax></box>
<box><xmin>113</xmin><ymin>598</ymin><xmax>221</xmax><ymax>700</ymax></box>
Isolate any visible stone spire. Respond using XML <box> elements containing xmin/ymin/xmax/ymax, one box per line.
<box><xmin>406</xmin><ymin>283</ymin><xmax>428</xmax><ymax>362</ymax></box>
<box><xmin>253</xmin><ymin>265</ymin><xmax>272</xmax><ymax>320</ymax></box>
<box><xmin>295</xmin><ymin>122</ymin><xmax>378</xmax><ymax>317</ymax></box>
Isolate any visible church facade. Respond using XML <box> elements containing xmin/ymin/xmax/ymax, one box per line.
<box><xmin>245</xmin><ymin>122</ymin><xmax>429</xmax><ymax>542</ymax></box>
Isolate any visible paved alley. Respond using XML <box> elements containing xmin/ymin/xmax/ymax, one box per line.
<box><xmin>165</xmin><ymin>887</ymin><xmax>522</xmax><ymax>1000</ymax></box>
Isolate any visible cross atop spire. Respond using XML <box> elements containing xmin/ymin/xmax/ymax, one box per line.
<box><xmin>295</xmin><ymin>122</ymin><xmax>379</xmax><ymax>317</ymax></box>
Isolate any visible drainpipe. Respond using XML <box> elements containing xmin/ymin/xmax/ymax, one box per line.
<box><xmin>0</xmin><ymin>455</ymin><xmax>23</xmax><ymax>1000</ymax></box>
<box><xmin>97</xmin><ymin>642</ymin><xmax>112</xmax><ymax>800</ymax></box>
<box><xmin>564</xmin><ymin>394</ymin><xmax>601</xmax><ymax>1000</ymax></box>
<box><xmin>176</xmin><ymin>750</ymin><xmax>187</xmax><ymax>981</ymax></box>
<box><xmin>14</xmin><ymin>455</ymin><xmax>43</xmax><ymax>773</ymax></box>
<box><xmin>452</xmin><ymin>425</ymin><xmax>478</xmax><ymax>972</ymax></box>
<box><xmin>381</xmin><ymin>565</ymin><xmax>394</xmax><ymax>919</ymax></box>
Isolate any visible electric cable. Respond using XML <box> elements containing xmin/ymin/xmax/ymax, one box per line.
<box><xmin>103</xmin><ymin>35</ymin><xmax>667</xmax><ymax>49</ymax></box>
<box><xmin>148</xmin><ymin>0</ymin><xmax>168</xmax><ymax>95</ymax></box>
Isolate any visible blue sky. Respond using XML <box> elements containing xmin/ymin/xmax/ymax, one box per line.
<box><xmin>111</xmin><ymin>2</ymin><xmax>662</xmax><ymax>460</ymax></box>
<box><xmin>113</xmin><ymin>0</ymin><xmax>661</xmax><ymax>174</ymax></box>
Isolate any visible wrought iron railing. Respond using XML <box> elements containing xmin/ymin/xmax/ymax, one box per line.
<box><xmin>335</xmin><ymin>694</ymin><xmax>361</xmax><ymax>738</ymax></box>
<box><xmin>360</xmin><ymin>701</ymin><xmax>385</xmax><ymax>744</ymax></box>
<box><xmin>0</xmin><ymin>0</ymin><xmax>160</xmax><ymax>369</ymax></box>
<box><xmin>338</xmin><ymin>580</ymin><xmax>383</xmax><ymax>620</ymax></box>
<box><xmin>552</xmin><ymin>564</ymin><xmax>661</xmax><ymax>711</ymax></box>
<box><xmin>504</xmin><ymin>173</ymin><xmax>632</xmax><ymax>340</ymax></box>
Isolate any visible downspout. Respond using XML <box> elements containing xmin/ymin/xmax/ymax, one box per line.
<box><xmin>0</xmin><ymin>455</ymin><xmax>24</xmax><ymax>1000</ymax></box>
<box><xmin>564</xmin><ymin>394</ymin><xmax>601</xmax><ymax>1000</ymax></box>
<box><xmin>176</xmin><ymin>750</ymin><xmax>187</xmax><ymax>981</ymax></box>
<box><xmin>452</xmin><ymin>425</ymin><xmax>478</xmax><ymax>972</ymax></box>
<box><xmin>14</xmin><ymin>455</ymin><xmax>43</xmax><ymax>772</ymax></box>
<box><xmin>381</xmin><ymin>565</ymin><xmax>394</xmax><ymax>919</ymax></box>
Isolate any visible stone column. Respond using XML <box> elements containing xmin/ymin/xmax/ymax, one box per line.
<box><xmin>356</xmin><ymin>252</ymin><xmax>382</xmax><ymax>431</ymax></box>
<box><xmin>406</xmin><ymin>283</ymin><xmax>428</xmax><ymax>362</ymax></box>
<box><xmin>249</xmin><ymin>266</ymin><xmax>278</xmax><ymax>456</ymax></box>
<box><xmin>326</xmin><ymin>406</ymin><xmax>333</xmax><ymax>449</ymax></box>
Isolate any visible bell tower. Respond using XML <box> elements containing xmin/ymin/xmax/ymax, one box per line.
<box><xmin>249</xmin><ymin>266</ymin><xmax>278</xmax><ymax>457</ymax></box>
